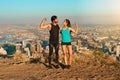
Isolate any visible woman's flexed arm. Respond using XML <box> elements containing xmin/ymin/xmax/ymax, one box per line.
<box><xmin>69</xmin><ymin>23</ymin><xmax>78</xmax><ymax>34</ymax></box>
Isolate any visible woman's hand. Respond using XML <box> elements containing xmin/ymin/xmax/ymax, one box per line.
<box><xmin>75</xmin><ymin>23</ymin><xmax>78</xmax><ymax>34</ymax></box>
<box><xmin>75</xmin><ymin>23</ymin><xmax>78</xmax><ymax>28</ymax></box>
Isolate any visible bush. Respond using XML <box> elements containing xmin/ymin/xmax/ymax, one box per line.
<box><xmin>93</xmin><ymin>50</ymin><xmax>105</xmax><ymax>58</ymax></box>
<box><xmin>3</xmin><ymin>44</ymin><xmax>16</xmax><ymax>55</ymax></box>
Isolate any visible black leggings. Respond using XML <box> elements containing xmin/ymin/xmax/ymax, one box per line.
<box><xmin>48</xmin><ymin>43</ymin><xmax>59</xmax><ymax>65</ymax></box>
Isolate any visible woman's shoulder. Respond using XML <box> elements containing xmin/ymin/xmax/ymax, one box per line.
<box><xmin>68</xmin><ymin>27</ymin><xmax>72</xmax><ymax>30</ymax></box>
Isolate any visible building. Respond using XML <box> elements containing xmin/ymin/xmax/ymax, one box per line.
<box><xmin>116</xmin><ymin>42</ymin><xmax>120</xmax><ymax>60</ymax></box>
<box><xmin>0</xmin><ymin>46</ymin><xmax>7</xmax><ymax>55</ymax></box>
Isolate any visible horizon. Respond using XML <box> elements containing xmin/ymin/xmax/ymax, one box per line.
<box><xmin>0</xmin><ymin>0</ymin><xmax>120</xmax><ymax>25</ymax></box>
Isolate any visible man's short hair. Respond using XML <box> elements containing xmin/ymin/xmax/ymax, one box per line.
<box><xmin>51</xmin><ymin>15</ymin><xmax>57</xmax><ymax>22</ymax></box>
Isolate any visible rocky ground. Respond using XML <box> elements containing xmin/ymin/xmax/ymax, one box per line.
<box><xmin>0</xmin><ymin>50</ymin><xmax>120</xmax><ymax>80</ymax></box>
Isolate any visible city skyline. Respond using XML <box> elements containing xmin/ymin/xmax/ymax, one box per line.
<box><xmin>0</xmin><ymin>0</ymin><xmax>120</xmax><ymax>24</ymax></box>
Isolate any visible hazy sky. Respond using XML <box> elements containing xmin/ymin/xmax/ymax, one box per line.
<box><xmin>0</xmin><ymin>0</ymin><xmax>120</xmax><ymax>24</ymax></box>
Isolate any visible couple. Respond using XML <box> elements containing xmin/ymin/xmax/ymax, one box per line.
<box><xmin>39</xmin><ymin>15</ymin><xmax>78</xmax><ymax>69</ymax></box>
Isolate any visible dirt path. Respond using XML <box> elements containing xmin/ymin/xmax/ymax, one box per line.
<box><xmin>0</xmin><ymin>62</ymin><xmax>120</xmax><ymax>80</ymax></box>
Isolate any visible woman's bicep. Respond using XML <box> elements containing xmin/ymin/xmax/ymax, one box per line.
<box><xmin>69</xmin><ymin>28</ymin><xmax>76</xmax><ymax>33</ymax></box>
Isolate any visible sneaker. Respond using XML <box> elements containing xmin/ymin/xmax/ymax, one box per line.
<box><xmin>63</xmin><ymin>65</ymin><xmax>68</xmax><ymax>69</ymax></box>
<box><xmin>54</xmin><ymin>64</ymin><xmax>60</xmax><ymax>69</ymax></box>
<box><xmin>48</xmin><ymin>64</ymin><xmax>53</xmax><ymax>69</ymax></box>
<box><xmin>67</xmin><ymin>65</ymin><xmax>71</xmax><ymax>69</ymax></box>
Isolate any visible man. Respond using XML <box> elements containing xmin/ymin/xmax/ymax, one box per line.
<box><xmin>39</xmin><ymin>15</ymin><xmax>60</xmax><ymax>68</ymax></box>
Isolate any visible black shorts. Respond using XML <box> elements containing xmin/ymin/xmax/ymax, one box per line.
<box><xmin>61</xmin><ymin>42</ymin><xmax>71</xmax><ymax>45</ymax></box>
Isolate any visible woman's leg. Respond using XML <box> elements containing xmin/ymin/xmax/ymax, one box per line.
<box><xmin>62</xmin><ymin>45</ymin><xmax>67</xmax><ymax>65</ymax></box>
<box><xmin>67</xmin><ymin>45</ymin><xmax>72</xmax><ymax>65</ymax></box>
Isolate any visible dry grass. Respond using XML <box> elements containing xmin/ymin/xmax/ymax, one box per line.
<box><xmin>3</xmin><ymin>49</ymin><xmax>119</xmax><ymax>68</ymax></box>
<box><xmin>0</xmin><ymin>50</ymin><xmax>120</xmax><ymax>80</ymax></box>
<box><xmin>72</xmin><ymin>50</ymin><xmax>120</xmax><ymax>68</ymax></box>
<box><xmin>13</xmin><ymin>50</ymin><xmax>30</xmax><ymax>63</ymax></box>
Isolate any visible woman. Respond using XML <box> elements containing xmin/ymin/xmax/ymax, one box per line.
<box><xmin>61</xmin><ymin>19</ymin><xmax>78</xmax><ymax>69</ymax></box>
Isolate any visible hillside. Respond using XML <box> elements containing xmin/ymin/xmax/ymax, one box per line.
<box><xmin>0</xmin><ymin>50</ymin><xmax>120</xmax><ymax>80</ymax></box>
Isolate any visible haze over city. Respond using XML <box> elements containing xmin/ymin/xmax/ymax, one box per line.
<box><xmin>0</xmin><ymin>0</ymin><xmax>120</xmax><ymax>24</ymax></box>
<box><xmin>0</xmin><ymin>0</ymin><xmax>120</xmax><ymax>80</ymax></box>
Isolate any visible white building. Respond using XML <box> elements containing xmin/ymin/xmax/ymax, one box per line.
<box><xmin>24</xmin><ymin>47</ymin><xmax>31</xmax><ymax>56</ymax></box>
<box><xmin>116</xmin><ymin>42</ymin><xmax>120</xmax><ymax>57</ymax></box>
<box><xmin>0</xmin><ymin>47</ymin><xmax>7</xmax><ymax>55</ymax></box>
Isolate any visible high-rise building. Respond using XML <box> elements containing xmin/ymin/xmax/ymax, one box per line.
<box><xmin>22</xmin><ymin>40</ymin><xmax>26</xmax><ymax>48</ymax></box>
<box><xmin>77</xmin><ymin>40</ymin><xmax>81</xmax><ymax>47</ymax></box>
<box><xmin>30</xmin><ymin>44</ymin><xmax>35</xmax><ymax>54</ymax></box>
<box><xmin>36</xmin><ymin>42</ymin><xmax>42</xmax><ymax>53</ymax></box>
<box><xmin>116</xmin><ymin>42</ymin><xmax>120</xmax><ymax>57</ymax></box>
<box><xmin>24</xmin><ymin>47</ymin><xmax>31</xmax><ymax>56</ymax></box>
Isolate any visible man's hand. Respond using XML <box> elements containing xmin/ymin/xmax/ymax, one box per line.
<box><xmin>42</xmin><ymin>18</ymin><xmax>47</xmax><ymax>21</ymax></box>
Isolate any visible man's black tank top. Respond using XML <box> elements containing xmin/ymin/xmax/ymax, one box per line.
<box><xmin>49</xmin><ymin>23</ymin><xmax>60</xmax><ymax>44</ymax></box>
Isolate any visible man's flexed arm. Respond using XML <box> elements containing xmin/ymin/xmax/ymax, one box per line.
<box><xmin>39</xmin><ymin>18</ymin><xmax>51</xmax><ymax>30</ymax></box>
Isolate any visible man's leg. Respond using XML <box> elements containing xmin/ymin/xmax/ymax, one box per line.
<box><xmin>48</xmin><ymin>44</ymin><xmax>53</xmax><ymax>66</ymax></box>
<box><xmin>55</xmin><ymin>44</ymin><xmax>59</xmax><ymax>64</ymax></box>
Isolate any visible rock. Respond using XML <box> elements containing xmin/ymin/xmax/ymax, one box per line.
<box><xmin>105</xmin><ymin>55</ymin><xmax>116</xmax><ymax>64</ymax></box>
<box><xmin>13</xmin><ymin>51</ymin><xmax>30</xmax><ymax>63</ymax></box>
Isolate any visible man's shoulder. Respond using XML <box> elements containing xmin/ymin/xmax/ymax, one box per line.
<box><xmin>46</xmin><ymin>23</ymin><xmax>52</xmax><ymax>27</ymax></box>
<box><xmin>48</xmin><ymin>23</ymin><xmax>52</xmax><ymax>26</ymax></box>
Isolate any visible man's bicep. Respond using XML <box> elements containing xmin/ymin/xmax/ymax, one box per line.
<box><xmin>47</xmin><ymin>24</ymin><xmax>51</xmax><ymax>30</ymax></box>
<box><xmin>41</xmin><ymin>24</ymin><xmax>50</xmax><ymax>28</ymax></box>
